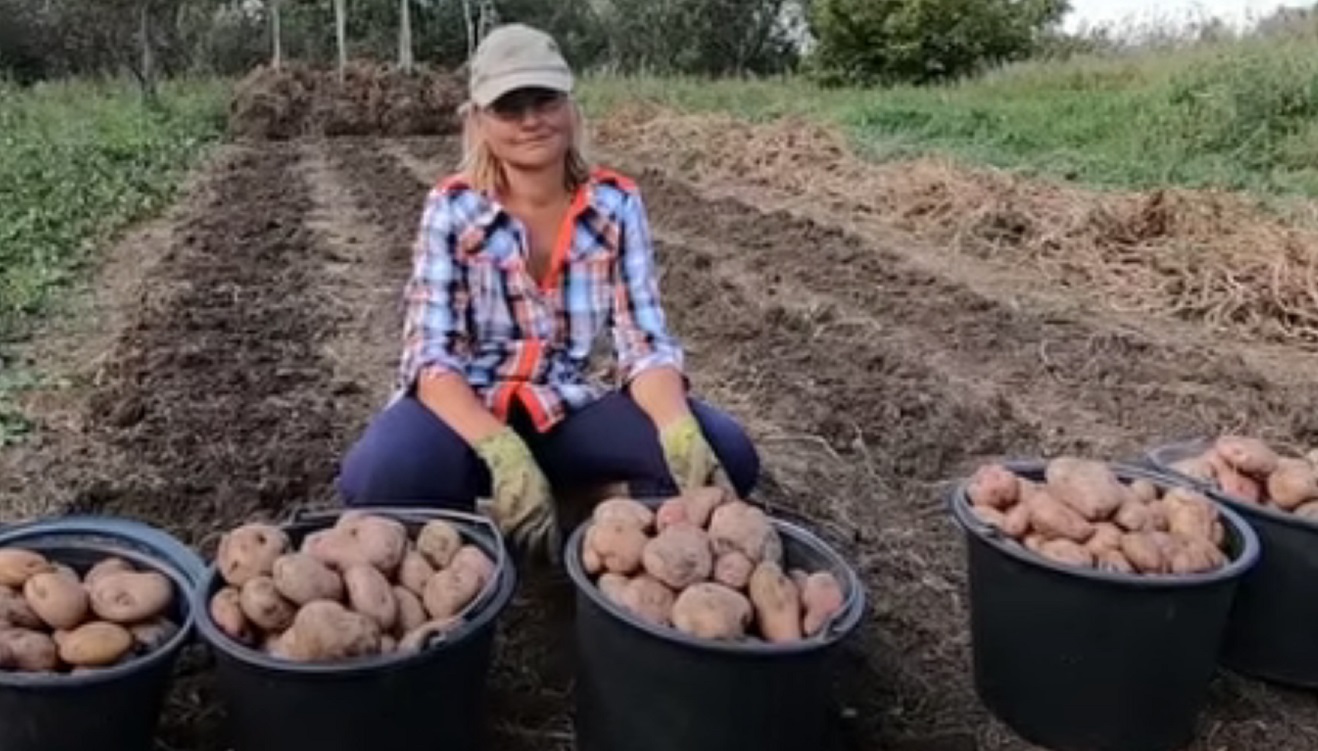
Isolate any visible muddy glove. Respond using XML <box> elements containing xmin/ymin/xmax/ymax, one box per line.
<box><xmin>659</xmin><ymin>413</ymin><xmax>733</xmax><ymax>494</ymax></box>
<box><xmin>473</xmin><ymin>427</ymin><xmax>560</xmax><ymax>563</ymax></box>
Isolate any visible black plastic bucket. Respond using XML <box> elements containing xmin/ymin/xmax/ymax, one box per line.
<box><xmin>0</xmin><ymin>515</ymin><xmax>206</xmax><ymax>751</ymax></box>
<box><xmin>564</xmin><ymin>504</ymin><xmax>866</xmax><ymax>751</ymax></box>
<box><xmin>192</xmin><ymin>507</ymin><xmax>516</xmax><ymax>751</ymax></box>
<box><xmin>1145</xmin><ymin>438</ymin><xmax>1318</xmax><ymax>688</ymax></box>
<box><xmin>949</xmin><ymin>460</ymin><xmax>1260</xmax><ymax>751</ymax></box>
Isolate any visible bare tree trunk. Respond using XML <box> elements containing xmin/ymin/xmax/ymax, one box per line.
<box><xmin>271</xmin><ymin>0</ymin><xmax>283</xmax><ymax>69</ymax></box>
<box><xmin>398</xmin><ymin>0</ymin><xmax>413</xmax><ymax>72</ymax></box>
<box><xmin>333</xmin><ymin>0</ymin><xmax>347</xmax><ymax>82</ymax></box>
<box><xmin>138</xmin><ymin>1</ymin><xmax>157</xmax><ymax>105</ymax></box>
<box><xmin>463</xmin><ymin>0</ymin><xmax>476</xmax><ymax>60</ymax></box>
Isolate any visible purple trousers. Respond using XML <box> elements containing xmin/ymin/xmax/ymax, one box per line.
<box><xmin>337</xmin><ymin>392</ymin><xmax>760</xmax><ymax>510</ymax></box>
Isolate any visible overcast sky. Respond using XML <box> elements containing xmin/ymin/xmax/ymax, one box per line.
<box><xmin>1065</xmin><ymin>0</ymin><xmax>1313</xmax><ymax>29</ymax></box>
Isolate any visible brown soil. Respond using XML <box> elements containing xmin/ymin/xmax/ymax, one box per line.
<box><xmin>4</xmin><ymin>118</ymin><xmax>1318</xmax><ymax>751</ymax></box>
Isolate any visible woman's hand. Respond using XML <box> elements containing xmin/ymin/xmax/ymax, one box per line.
<box><xmin>631</xmin><ymin>366</ymin><xmax>731</xmax><ymax>493</ymax></box>
<box><xmin>473</xmin><ymin>426</ymin><xmax>561</xmax><ymax>563</ymax></box>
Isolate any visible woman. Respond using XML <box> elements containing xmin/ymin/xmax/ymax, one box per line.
<box><xmin>336</xmin><ymin>23</ymin><xmax>760</xmax><ymax>563</ymax></box>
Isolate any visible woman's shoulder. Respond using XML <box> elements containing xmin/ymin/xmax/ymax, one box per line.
<box><xmin>422</xmin><ymin>173</ymin><xmax>491</xmax><ymax>223</ymax></box>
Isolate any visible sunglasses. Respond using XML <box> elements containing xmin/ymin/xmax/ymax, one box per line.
<box><xmin>487</xmin><ymin>87</ymin><xmax>568</xmax><ymax>120</ymax></box>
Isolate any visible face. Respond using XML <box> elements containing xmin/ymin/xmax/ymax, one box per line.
<box><xmin>477</xmin><ymin>87</ymin><xmax>574</xmax><ymax>172</ymax></box>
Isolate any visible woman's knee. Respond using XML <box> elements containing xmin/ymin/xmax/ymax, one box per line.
<box><xmin>337</xmin><ymin>397</ymin><xmax>488</xmax><ymax>510</ymax></box>
<box><xmin>690</xmin><ymin>401</ymin><xmax>760</xmax><ymax>497</ymax></box>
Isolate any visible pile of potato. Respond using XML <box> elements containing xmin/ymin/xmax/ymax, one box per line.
<box><xmin>209</xmin><ymin>511</ymin><xmax>494</xmax><ymax>663</ymax></box>
<box><xmin>581</xmin><ymin>490</ymin><xmax>846</xmax><ymax>644</ymax></box>
<box><xmin>967</xmin><ymin>457</ymin><xmax>1232</xmax><ymax>576</ymax></box>
<box><xmin>0</xmin><ymin>548</ymin><xmax>179</xmax><ymax>674</ymax></box>
<box><xmin>1167</xmin><ymin>435</ymin><xmax>1318</xmax><ymax>520</ymax></box>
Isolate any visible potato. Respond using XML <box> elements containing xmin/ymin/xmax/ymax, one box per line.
<box><xmin>130</xmin><ymin>619</ymin><xmax>180</xmax><ymax>653</ymax></box>
<box><xmin>801</xmin><ymin>572</ymin><xmax>845</xmax><ymax>637</ymax></box>
<box><xmin>0</xmin><ymin>549</ymin><xmax>51</xmax><ymax>588</ymax></box>
<box><xmin>1163</xmin><ymin>488</ymin><xmax>1218</xmax><ymax>541</ymax></box>
<box><xmin>272</xmin><ymin>553</ymin><xmax>343</xmax><ymax>606</ymax></box>
<box><xmin>643</xmin><ymin>523</ymin><xmax>714</xmax><ymax>590</ymax></box>
<box><xmin>971</xmin><ymin>505</ymin><xmax>1008</xmax><ymax>530</ymax></box>
<box><xmin>656</xmin><ymin>497</ymin><xmax>692</xmax><ymax>531</ymax></box>
<box><xmin>57</xmin><ymin>622</ymin><xmax>133</xmax><ymax>667</ymax></box>
<box><xmin>283</xmin><ymin>601</ymin><xmax>381</xmax><ymax>662</ymax></box>
<box><xmin>1215</xmin><ymin>436</ymin><xmax>1279</xmax><ymax>477</ymax></box>
<box><xmin>1267</xmin><ymin>458</ymin><xmax>1318</xmax><ymax>511</ymax></box>
<box><xmin>344</xmin><ymin>565</ymin><xmax>398</xmax><ymax>632</ymax></box>
<box><xmin>24</xmin><ymin>571</ymin><xmax>89</xmax><ymax>630</ymax></box>
<box><xmin>381</xmin><ymin>635</ymin><xmax>398</xmax><ymax>654</ymax></box>
<box><xmin>582</xmin><ymin>544</ymin><xmax>603</xmax><ymax>576</ymax></box>
<box><xmin>1295</xmin><ymin>501</ymin><xmax>1318</xmax><ymax>521</ymax></box>
<box><xmin>748</xmin><ymin>562</ymin><xmax>802</xmax><ymax>643</ymax></box>
<box><xmin>1095</xmin><ymin>548</ymin><xmax>1135</xmax><ymax>574</ymax></box>
<box><xmin>684</xmin><ymin>487</ymin><xmax>729</xmax><ymax>528</ymax></box>
<box><xmin>239</xmin><ymin>576</ymin><xmax>296</xmax><ymax>633</ymax></box>
<box><xmin>1169</xmin><ymin>536</ymin><xmax>1226</xmax><ymax>575</ymax></box>
<box><xmin>671</xmin><ymin>583</ymin><xmax>752</xmax><ymax>641</ymax></box>
<box><xmin>1121</xmin><ymin>532</ymin><xmax>1166</xmax><ymax>574</ymax></box>
<box><xmin>415</xmin><ymin>520</ymin><xmax>462</xmax><ymax>570</ymax></box>
<box><xmin>398</xmin><ymin>618</ymin><xmax>462</xmax><ymax>654</ymax></box>
<box><xmin>1023</xmin><ymin>534</ymin><xmax>1045</xmax><ymax>553</ymax></box>
<box><xmin>1001</xmin><ymin>502</ymin><xmax>1031</xmax><ymax>539</ymax></box>
<box><xmin>1085</xmin><ymin>523</ymin><xmax>1123</xmax><ymax>553</ymax></box>
<box><xmin>338</xmin><ymin>515</ymin><xmax>407</xmax><ymax>576</ymax></box>
<box><xmin>218</xmin><ymin>523</ymin><xmax>289</xmax><ymax>587</ymax></box>
<box><xmin>1216</xmin><ymin>462</ymin><xmax>1262</xmax><ymax>503</ymax></box>
<box><xmin>0</xmin><ymin>585</ymin><xmax>43</xmax><ymax>630</ymax></box>
<box><xmin>1023</xmin><ymin>486</ymin><xmax>1094</xmax><ymax>542</ymax></box>
<box><xmin>1045</xmin><ymin>458</ymin><xmax>1126</xmax><ymax>521</ymax></box>
<box><xmin>619</xmin><ymin>575</ymin><xmax>677</xmax><ymax>627</ymax></box>
<box><xmin>0</xmin><ymin>629</ymin><xmax>58</xmax><ymax>672</ymax></box>
<box><xmin>1170</xmin><ymin>456</ymin><xmax>1216</xmax><ymax>483</ymax></box>
<box><xmin>713</xmin><ymin>552</ymin><xmax>754</xmax><ymax>590</ymax></box>
<box><xmin>597</xmin><ymin>573</ymin><xmax>630</xmax><ymax>605</ymax></box>
<box><xmin>1146</xmin><ymin>499</ymin><xmax>1170</xmax><ymax>532</ymax></box>
<box><xmin>593</xmin><ymin>498</ymin><xmax>655</xmax><ymax>531</ymax></box>
<box><xmin>89</xmin><ymin>571</ymin><xmax>172</xmax><ymax>625</ymax></box>
<box><xmin>1129</xmin><ymin>479</ymin><xmax>1159</xmax><ymax>504</ymax></box>
<box><xmin>209</xmin><ymin>587</ymin><xmax>253</xmax><ymax>644</ymax></box>
<box><xmin>1114</xmin><ymin>501</ymin><xmax>1152</xmax><ymax>532</ymax></box>
<box><xmin>587</xmin><ymin>519</ymin><xmax>649</xmax><ymax>575</ymax></box>
<box><xmin>1038</xmin><ymin>539</ymin><xmax>1093</xmax><ymax>568</ymax></box>
<box><xmin>449</xmin><ymin>545</ymin><xmax>495</xmax><ymax>589</ymax></box>
<box><xmin>708</xmin><ymin>502</ymin><xmax>783</xmax><ymax>564</ymax></box>
<box><xmin>393</xmin><ymin>587</ymin><xmax>428</xmax><ymax>635</ymax></box>
<box><xmin>966</xmin><ymin>464</ymin><xmax>1019</xmax><ymax>510</ymax></box>
<box><xmin>84</xmin><ymin>557</ymin><xmax>133</xmax><ymax>588</ymax></box>
<box><xmin>423</xmin><ymin>566</ymin><xmax>481</xmax><ymax>620</ymax></box>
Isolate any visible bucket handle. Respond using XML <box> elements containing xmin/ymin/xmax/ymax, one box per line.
<box><xmin>289</xmin><ymin>506</ymin><xmax>507</xmax><ymax>635</ymax></box>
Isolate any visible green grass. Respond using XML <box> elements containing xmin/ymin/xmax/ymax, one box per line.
<box><xmin>580</xmin><ymin>35</ymin><xmax>1318</xmax><ymax>197</ymax></box>
<box><xmin>0</xmin><ymin>77</ymin><xmax>227</xmax><ymax>443</ymax></box>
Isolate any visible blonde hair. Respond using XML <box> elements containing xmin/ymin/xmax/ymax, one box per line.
<box><xmin>458</xmin><ymin>98</ymin><xmax>592</xmax><ymax>195</ymax></box>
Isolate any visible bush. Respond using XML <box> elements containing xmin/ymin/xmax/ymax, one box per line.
<box><xmin>807</xmin><ymin>0</ymin><xmax>1068</xmax><ymax>85</ymax></box>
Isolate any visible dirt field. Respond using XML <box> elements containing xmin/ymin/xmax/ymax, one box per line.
<box><xmin>5</xmin><ymin>123</ymin><xmax>1318</xmax><ymax>750</ymax></box>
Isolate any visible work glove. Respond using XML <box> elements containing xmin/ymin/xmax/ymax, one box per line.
<box><xmin>659</xmin><ymin>413</ymin><xmax>735</xmax><ymax>495</ymax></box>
<box><xmin>473</xmin><ymin>427</ymin><xmax>560</xmax><ymax>564</ymax></box>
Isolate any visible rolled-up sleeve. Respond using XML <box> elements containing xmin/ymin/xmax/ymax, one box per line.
<box><xmin>399</xmin><ymin>190</ymin><xmax>470</xmax><ymax>392</ymax></box>
<box><xmin>612</xmin><ymin>190</ymin><xmax>685</xmax><ymax>382</ymax></box>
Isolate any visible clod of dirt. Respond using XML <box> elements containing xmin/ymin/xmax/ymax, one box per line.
<box><xmin>229</xmin><ymin>61</ymin><xmax>465</xmax><ymax>141</ymax></box>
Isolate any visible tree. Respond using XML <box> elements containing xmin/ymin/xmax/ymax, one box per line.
<box><xmin>333</xmin><ymin>0</ymin><xmax>346</xmax><ymax>80</ymax></box>
<box><xmin>271</xmin><ymin>0</ymin><xmax>284</xmax><ymax>68</ymax></box>
<box><xmin>809</xmin><ymin>0</ymin><xmax>1070</xmax><ymax>85</ymax></box>
<box><xmin>398</xmin><ymin>0</ymin><xmax>412</xmax><ymax>71</ymax></box>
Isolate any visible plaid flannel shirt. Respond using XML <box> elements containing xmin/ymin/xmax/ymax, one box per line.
<box><xmin>396</xmin><ymin>168</ymin><xmax>684</xmax><ymax>433</ymax></box>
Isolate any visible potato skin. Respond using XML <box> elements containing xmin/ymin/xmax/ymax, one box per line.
<box><xmin>0</xmin><ymin>584</ymin><xmax>45</xmax><ymax>630</ymax></box>
<box><xmin>239</xmin><ymin>576</ymin><xmax>297</xmax><ymax>633</ymax></box>
<box><xmin>1085</xmin><ymin>523</ymin><xmax>1123</xmax><ymax>553</ymax></box>
<box><xmin>1128</xmin><ymin>480</ymin><xmax>1159</xmax><ymax>504</ymax></box>
<box><xmin>1268</xmin><ymin>458</ymin><xmax>1318</xmax><ymax>510</ymax></box>
<box><xmin>57</xmin><ymin>622</ymin><xmax>134</xmax><ymax>667</ymax></box>
<box><xmin>1094</xmin><ymin>548</ymin><xmax>1135</xmax><ymax>574</ymax></box>
<box><xmin>708</xmin><ymin>502</ymin><xmax>783</xmax><ymax>564</ymax></box>
<box><xmin>801</xmin><ymin>572</ymin><xmax>845</xmax><ymax>637</ymax></box>
<box><xmin>1121</xmin><ymin>532</ymin><xmax>1166</xmax><ymax>574</ymax></box>
<box><xmin>748</xmin><ymin>562</ymin><xmax>802</xmax><ymax>643</ymax></box>
<box><xmin>24</xmin><ymin>571</ymin><xmax>90</xmax><ymax>630</ymax></box>
<box><xmin>587</xmin><ymin>519</ymin><xmax>649</xmax><ymax>576</ymax></box>
<box><xmin>415</xmin><ymin>521</ymin><xmax>463</xmax><ymax>570</ymax></box>
<box><xmin>0</xmin><ymin>549</ymin><xmax>51</xmax><ymax>588</ymax></box>
<box><xmin>1215</xmin><ymin>436</ymin><xmax>1279</xmax><ymax>477</ymax></box>
<box><xmin>967</xmin><ymin>464</ymin><xmax>1020</xmax><ymax>510</ymax></box>
<box><xmin>1024</xmin><ymin>487</ymin><xmax>1094</xmax><ymax>543</ymax></box>
<box><xmin>423</xmin><ymin>567</ymin><xmax>481</xmax><ymax>620</ymax></box>
<box><xmin>619</xmin><ymin>576</ymin><xmax>677</xmax><ymax>627</ymax></box>
<box><xmin>1163</xmin><ymin>488</ymin><xmax>1218</xmax><ymax>541</ymax></box>
<box><xmin>344</xmin><ymin>565</ymin><xmax>398</xmax><ymax>632</ymax></box>
<box><xmin>272</xmin><ymin>553</ymin><xmax>344</xmax><ymax>606</ymax></box>
<box><xmin>218</xmin><ymin>524</ymin><xmax>290</xmax><ymax>587</ymax></box>
<box><xmin>592</xmin><ymin>498</ymin><xmax>655</xmax><ymax>531</ymax></box>
<box><xmin>89</xmin><ymin>571</ymin><xmax>173</xmax><ymax>625</ymax></box>
<box><xmin>393</xmin><ymin>587</ymin><xmax>428</xmax><ymax>636</ymax></box>
<box><xmin>340</xmin><ymin>516</ymin><xmax>408</xmax><ymax>576</ymax></box>
<box><xmin>597</xmin><ymin>573</ymin><xmax>630</xmax><ymax>605</ymax></box>
<box><xmin>1038</xmin><ymin>539</ymin><xmax>1094</xmax><ymax>568</ymax></box>
<box><xmin>643</xmin><ymin>524</ymin><xmax>714</xmax><ymax>590</ymax></box>
<box><xmin>1114</xmin><ymin>501</ymin><xmax>1152</xmax><ymax>533</ymax></box>
<box><xmin>671</xmin><ymin>583</ymin><xmax>752</xmax><ymax>641</ymax></box>
<box><xmin>449</xmin><ymin>546</ymin><xmax>495</xmax><ymax>589</ymax></box>
<box><xmin>713</xmin><ymin>552</ymin><xmax>754</xmax><ymax>590</ymax></box>
<box><xmin>283</xmin><ymin>601</ymin><xmax>381</xmax><ymax>662</ymax></box>
<box><xmin>84</xmin><ymin>558</ymin><xmax>133</xmax><ymax>588</ymax></box>
<box><xmin>0</xmin><ymin>629</ymin><xmax>59</xmax><ymax>672</ymax></box>
<box><xmin>1045</xmin><ymin>458</ymin><xmax>1126</xmax><ymax>521</ymax></box>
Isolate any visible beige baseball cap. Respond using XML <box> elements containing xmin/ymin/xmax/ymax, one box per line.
<box><xmin>469</xmin><ymin>24</ymin><xmax>574</xmax><ymax>108</ymax></box>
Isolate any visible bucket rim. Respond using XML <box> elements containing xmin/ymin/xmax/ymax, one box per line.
<box><xmin>1144</xmin><ymin>437</ymin><xmax>1318</xmax><ymax>534</ymax></box>
<box><xmin>0</xmin><ymin>529</ymin><xmax>197</xmax><ymax>688</ymax></box>
<box><xmin>191</xmin><ymin>506</ymin><xmax>516</xmax><ymax>675</ymax></box>
<box><xmin>564</xmin><ymin>502</ymin><xmax>866</xmax><ymax>656</ymax></box>
<box><xmin>948</xmin><ymin>457</ymin><xmax>1261</xmax><ymax>588</ymax></box>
